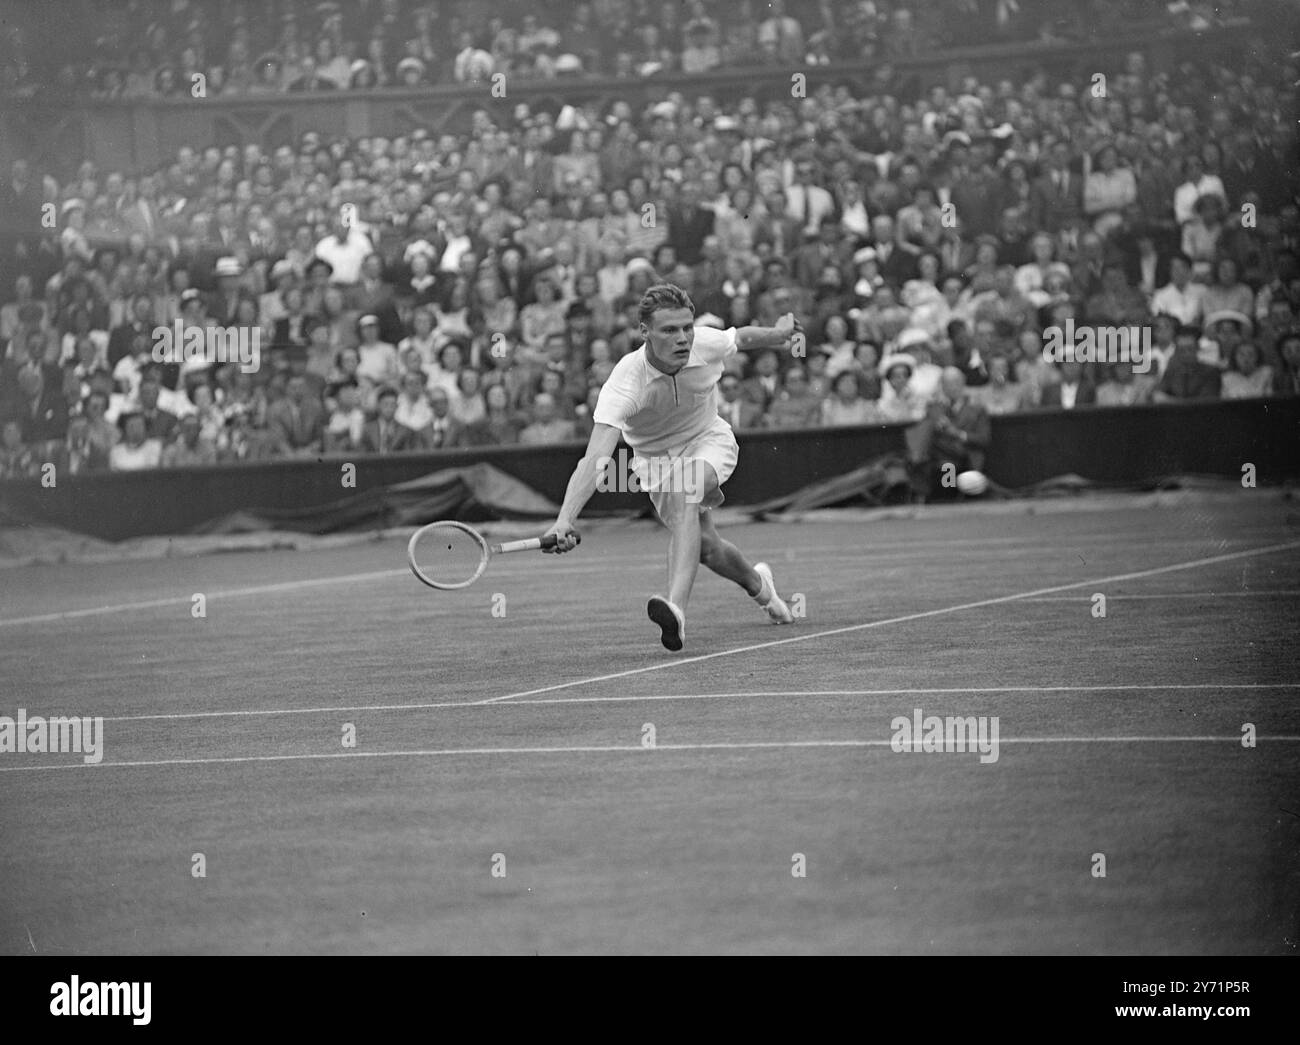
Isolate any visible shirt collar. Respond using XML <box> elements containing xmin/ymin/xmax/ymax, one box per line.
<box><xmin>642</xmin><ymin>344</ymin><xmax>693</xmax><ymax>379</ymax></box>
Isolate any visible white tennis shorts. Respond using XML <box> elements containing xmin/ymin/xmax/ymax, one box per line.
<box><xmin>631</xmin><ymin>417</ymin><xmax>739</xmax><ymax>518</ymax></box>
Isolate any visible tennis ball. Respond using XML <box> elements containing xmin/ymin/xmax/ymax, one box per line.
<box><xmin>956</xmin><ymin>470</ymin><xmax>989</xmax><ymax>496</ymax></box>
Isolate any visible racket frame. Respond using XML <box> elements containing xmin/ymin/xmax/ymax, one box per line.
<box><xmin>407</xmin><ymin>521</ymin><xmax>574</xmax><ymax>591</ymax></box>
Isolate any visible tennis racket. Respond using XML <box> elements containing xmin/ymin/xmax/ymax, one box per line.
<box><xmin>407</xmin><ymin>520</ymin><xmax>580</xmax><ymax>591</ymax></box>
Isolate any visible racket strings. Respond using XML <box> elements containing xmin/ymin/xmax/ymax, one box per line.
<box><xmin>410</xmin><ymin>522</ymin><xmax>489</xmax><ymax>589</ymax></box>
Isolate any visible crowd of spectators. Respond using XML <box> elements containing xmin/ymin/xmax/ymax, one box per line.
<box><xmin>1</xmin><ymin>0</ymin><xmax>1255</xmax><ymax>100</ymax></box>
<box><xmin>1</xmin><ymin>13</ymin><xmax>1297</xmax><ymax>480</ymax></box>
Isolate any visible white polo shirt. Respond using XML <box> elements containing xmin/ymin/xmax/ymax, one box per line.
<box><xmin>594</xmin><ymin>326</ymin><xmax>737</xmax><ymax>454</ymax></box>
<box><xmin>313</xmin><ymin>229</ymin><xmax>374</xmax><ymax>284</ymax></box>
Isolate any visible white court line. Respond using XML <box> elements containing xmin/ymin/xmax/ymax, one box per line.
<box><xmin>0</xmin><ymin>529</ymin><xmax>1275</xmax><ymax>629</ymax></box>
<box><xmin>93</xmin><ymin>682</ymin><xmax>1300</xmax><ymax>724</ymax></box>
<box><xmin>0</xmin><ymin>568</ymin><xmax>405</xmax><ymax>628</ymax></box>
<box><xmin>479</xmin><ymin>539</ymin><xmax>1300</xmax><ymax>704</ymax></box>
<box><xmin>2</xmin><ymin>735</ymin><xmax>1298</xmax><ymax>773</ymax></box>
<box><xmin>1023</xmin><ymin>590</ymin><xmax>1300</xmax><ymax>602</ymax></box>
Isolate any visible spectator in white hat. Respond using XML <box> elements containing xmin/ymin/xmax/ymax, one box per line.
<box><xmin>355</xmin><ymin>314</ymin><xmax>400</xmax><ymax>388</ymax></box>
<box><xmin>59</xmin><ymin>199</ymin><xmax>93</xmax><ymax>262</ymax></box>
<box><xmin>877</xmin><ymin>352</ymin><xmax>926</xmax><ymax>422</ymax></box>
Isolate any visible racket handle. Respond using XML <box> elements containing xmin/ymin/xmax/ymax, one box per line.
<box><xmin>495</xmin><ymin>532</ymin><xmax>581</xmax><ymax>554</ymax></box>
<box><xmin>538</xmin><ymin>531</ymin><xmax>581</xmax><ymax>551</ymax></box>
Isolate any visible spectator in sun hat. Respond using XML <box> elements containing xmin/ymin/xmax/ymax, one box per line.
<box><xmin>58</xmin><ymin>198</ymin><xmax>93</xmax><ymax>262</ymax></box>
<box><xmin>850</xmin><ymin>246</ymin><xmax>884</xmax><ymax>303</ymax></box>
<box><xmin>208</xmin><ymin>256</ymin><xmax>244</xmax><ymax>324</ymax></box>
<box><xmin>1198</xmin><ymin>257</ymin><xmax>1255</xmax><ymax>326</ymax></box>
<box><xmin>877</xmin><ymin>351</ymin><xmax>925</xmax><ymax>422</ymax></box>
<box><xmin>396</xmin><ymin>56</ymin><xmax>426</xmax><ymax>87</ymax></box>
<box><xmin>348</xmin><ymin>58</ymin><xmax>379</xmax><ymax>89</ymax></box>
<box><xmin>898</xmin><ymin>328</ymin><xmax>945</xmax><ymax>398</ymax></box>
<box><xmin>1201</xmin><ymin>309</ymin><xmax>1252</xmax><ymax>368</ymax></box>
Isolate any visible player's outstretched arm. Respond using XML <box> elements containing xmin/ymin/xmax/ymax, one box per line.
<box><xmin>543</xmin><ymin>422</ymin><xmax>622</xmax><ymax>553</ymax></box>
<box><xmin>735</xmin><ymin>312</ymin><xmax>803</xmax><ymax>352</ymax></box>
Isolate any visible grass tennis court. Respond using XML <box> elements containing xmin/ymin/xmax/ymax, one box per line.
<box><xmin>1</xmin><ymin>495</ymin><xmax>1297</xmax><ymax>954</ymax></box>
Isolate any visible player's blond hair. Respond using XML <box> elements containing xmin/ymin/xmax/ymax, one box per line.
<box><xmin>638</xmin><ymin>283</ymin><xmax>695</xmax><ymax>328</ymax></box>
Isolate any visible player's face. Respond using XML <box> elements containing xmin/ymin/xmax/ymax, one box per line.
<box><xmin>642</xmin><ymin>307</ymin><xmax>696</xmax><ymax>372</ymax></box>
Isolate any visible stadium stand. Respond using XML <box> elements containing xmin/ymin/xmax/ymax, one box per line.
<box><xmin>0</xmin><ymin>0</ymin><xmax>1296</xmax><ymax>483</ymax></box>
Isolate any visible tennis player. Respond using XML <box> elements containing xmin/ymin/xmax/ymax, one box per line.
<box><xmin>544</xmin><ymin>283</ymin><xmax>797</xmax><ymax>651</ymax></box>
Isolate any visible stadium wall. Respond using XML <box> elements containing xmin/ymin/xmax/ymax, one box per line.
<box><xmin>1</xmin><ymin>399</ymin><xmax>1296</xmax><ymax>542</ymax></box>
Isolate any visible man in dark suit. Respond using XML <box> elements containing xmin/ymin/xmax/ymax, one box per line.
<box><xmin>948</xmin><ymin>137</ymin><xmax>1006</xmax><ymax>239</ymax></box>
<box><xmin>425</xmin><ymin>387</ymin><xmax>464</xmax><ymax>450</ymax></box>
<box><xmin>794</xmin><ymin>218</ymin><xmax>850</xmax><ymax>289</ymax></box>
<box><xmin>1154</xmin><ymin>326</ymin><xmax>1222</xmax><ymax>402</ymax></box>
<box><xmin>906</xmin><ymin>367</ymin><xmax>992</xmax><ymax>502</ymax></box>
<box><xmin>0</xmin><ymin>160</ymin><xmax>42</xmax><ymax>287</ymax></box>
<box><xmin>7</xmin><ymin>364</ymin><xmax>69</xmax><ymax>446</ymax></box>
<box><xmin>135</xmin><ymin>372</ymin><xmax>180</xmax><ymax>441</ymax></box>
<box><xmin>1117</xmin><ymin>226</ymin><xmax>1172</xmax><ymax>297</ymax></box>
<box><xmin>741</xmin><ymin>349</ymin><xmax>782</xmax><ymax>412</ymax></box>
<box><xmin>870</xmin><ymin>215</ymin><xmax>919</xmax><ymax>287</ymax></box>
<box><xmin>692</xmin><ymin>235</ymin><xmax>728</xmax><ymax>299</ymax></box>
<box><xmin>1039</xmin><ymin>360</ymin><xmax>1098</xmax><ymax>408</ymax></box>
<box><xmin>666</xmin><ymin>181</ymin><xmax>716</xmax><ymax>266</ymax></box>
<box><xmin>754</xmin><ymin>189</ymin><xmax>804</xmax><ymax>261</ymax></box>
<box><xmin>283</xmin><ymin>345</ymin><xmax>327</xmax><ymax>401</ymax></box>
<box><xmin>1030</xmin><ymin>141</ymin><xmax>1083</xmax><ymax>233</ymax></box>
<box><xmin>267</xmin><ymin>374</ymin><xmax>326</xmax><ymax>454</ymax></box>
<box><xmin>717</xmin><ymin>372</ymin><xmax>765</xmax><ymax>431</ymax></box>
<box><xmin>108</xmin><ymin>294</ymin><xmax>157</xmax><ymax>368</ymax></box>
<box><xmin>271</xmin><ymin>291</ymin><xmax>311</xmax><ymax>350</ymax></box>
<box><xmin>360</xmin><ymin>387</ymin><xmax>425</xmax><ymax>453</ymax></box>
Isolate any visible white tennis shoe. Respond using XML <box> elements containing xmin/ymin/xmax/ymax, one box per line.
<box><xmin>647</xmin><ymin>596</ymin><xmax>686</xmax><ymax>651</ymax></box>
<box><xmin>753</xmin><ymin>563</ymin><xmax>794</xmax><ymax>624</ymax></box>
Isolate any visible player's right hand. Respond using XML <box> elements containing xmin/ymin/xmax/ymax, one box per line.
<box><xmin>774</xmin><ymin>312</ymin><xmax>803</xmax><ymax>350</ymax></box>
<box><xmin>543</xmin><ymin>520</ymin><xmax>580</xmax><ymax>554</ymax></box>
